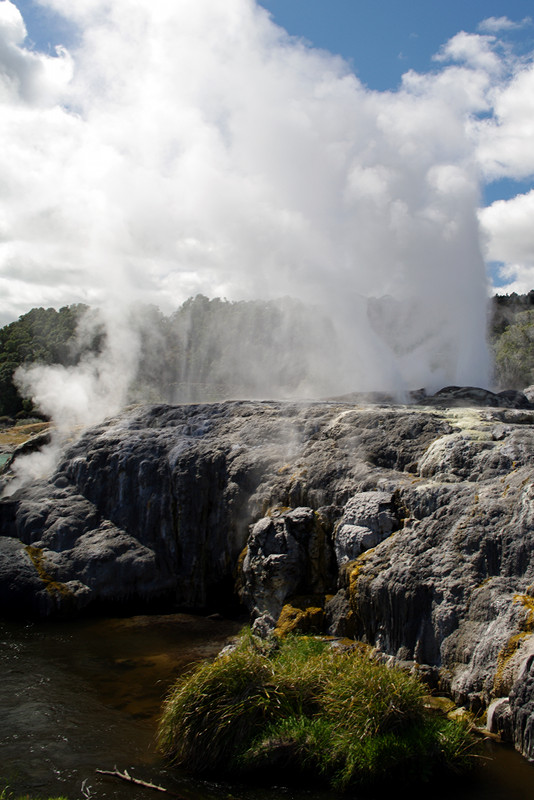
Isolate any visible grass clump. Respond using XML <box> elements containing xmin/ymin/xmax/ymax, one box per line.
<box><xmin>158</xmin><ymin>630</ymin><xmax>476</xmax><ymax>791</ymax></box>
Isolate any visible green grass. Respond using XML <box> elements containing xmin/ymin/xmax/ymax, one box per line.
<box><xmin>158</xmin><ymin>630</ymin><xmax>477</xmax><ymax>791</ymax></box>
<box><xmin>1</xmin><ymin>790</ymin><xmax>67</xmax><ymax>800</ymax></box>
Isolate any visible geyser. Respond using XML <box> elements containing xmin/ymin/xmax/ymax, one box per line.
<box><xmin>1</xmin><ymin>0</ymin><xmax>492</xmax><ymax>444</ymax></box>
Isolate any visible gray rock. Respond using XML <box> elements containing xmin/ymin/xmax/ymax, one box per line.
<box><xmin>0</xmin><ymin>536</ymin><xmax>50</xmax><ymax>617</ymax></box>
<box><xmin>1</xmin><ymin>395</ymin><xmax>534</xmax><ymax>762</ymax></box>
<box><xmin>510</xmin><ymin>653</ymin><xmax>534</xmax><ymax>760</ymax></box>
<box><xmin>251</xmin><ymin>612</ymin><xmax>277</xmax><ymax>638</ymax></box>
<box><xmin>324</xmin><ymin>588</ymin><xmax>352</xmax><ymax>637</ymax></box>
<box><xmin>333</xmin><ymin>491</ymin><xmax>398</xmax><ymax>565</ymax></box>
<box><xmin>420</xmin><ymin>385</ymin><xmax>534</xmax><ymax>409</ymax></box>
<box><xmin>487</xmin><ymin>697</ymin><xmax>514</xmax><ymax>742</ymax></box>
<box><xmin>240</xmin><ymin>506</ymin><xmax>333</xmax><ymax>620</ymax></box>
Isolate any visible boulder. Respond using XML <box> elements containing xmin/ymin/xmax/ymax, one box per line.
<box><xmin>240</xmin><ymin>507</ymin><xmax>333</xmax><ymax>620</ymax></box>
<box><xmin>333</xmin><ymin>491</ymin><xmax>398</xmax><ymax>565</ymax></box>
<box><xmin>420</xmin><ymin>385</ymin><xmax>534</xmax><ymax>409</ymax></box>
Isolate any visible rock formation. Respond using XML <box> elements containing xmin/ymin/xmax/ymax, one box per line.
<box><xmin>1</xmin><ymin>389</ymin><xmax>534</xmax><ymax>761</ymax></box>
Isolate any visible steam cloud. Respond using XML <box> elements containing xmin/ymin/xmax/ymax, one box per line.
<box><xmin>2</xmin><ymin>0</ymin><xmax>533</xmax><ymax>481</ymax></box>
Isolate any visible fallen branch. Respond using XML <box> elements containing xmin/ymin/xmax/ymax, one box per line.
<box><xmin>96</xmin><ymin>767</ymin><xmax>182</xmax><ymax>797</ymax></box>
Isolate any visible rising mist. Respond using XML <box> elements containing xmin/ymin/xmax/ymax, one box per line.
<box><xmin>1</xmin><ymin>0</ymin><xmax>495</xmax><ymax>474</ymax></box>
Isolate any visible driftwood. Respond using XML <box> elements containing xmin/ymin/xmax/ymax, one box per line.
<box><xmin>96</xmin><ymin>767</ymin><xmax>182</xmax><ymax>797</ymax></box>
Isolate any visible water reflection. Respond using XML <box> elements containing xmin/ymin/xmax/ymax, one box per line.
<box><xmin>0</xmin><ymin>614</ymin><xmax>533</xmax><ymax>800</ymax></box>
<box><xmin>0</xmin><ymin>614</ymin><xmax>242</xmax><ymax>800</ymax></box>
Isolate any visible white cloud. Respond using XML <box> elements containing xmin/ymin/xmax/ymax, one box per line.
<box><xmin>426</xmin><ymin>23</ymin><xmax>534</xmax><ymax>293</ymax></box>
<box><xmin>479</xmin><ymin>191</ymin><xmax>534</xmax><ymax>292</ymax></box>
<box><xmin>474</xmin><ymin>63</ymin><xmax>534</xmax><ymax>180</ymax></box>
<box><xmin>490</xmin><ymin>265</ymin><xmax>534</xmax><ymax>296</ymax></box>
<box><xmin>0</xmin><ymin>0</ymin><xmax>26</xmax><ymax>43</ymax></box>
<box><xmin>433</xmin><ymin>31</ymin><xmax>502</xmax><ymax>75</ymax></box>
<box><xmin>478</xmin><ymin>16</ymin><xmax>532</xmax><ymax>34</ymax></box>
<box><xmin>0</xmin><ymin>0</ymin><xmax>72</xmax><ymax>104</ymax></box>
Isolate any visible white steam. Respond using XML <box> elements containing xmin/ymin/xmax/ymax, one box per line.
<box><xmin>15</xmin><ymin>307</ymin><xmax>140</xmax><ymax>430</ymax></box>
<box><xmin>5</xmin><ymin>0</ymin><xmax>534</xmax><ymax>482</ymax></box>
<box><xmin>3</xmin><ymin>304</ymin><xmax>140</xmax><ymax>492</ymax></box>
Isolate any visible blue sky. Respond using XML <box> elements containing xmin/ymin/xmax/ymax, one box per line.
<box><xmin>259</xmin><ymin>1</ymin><xmax>534</xmax><ymax>91</ymax></box>
<box><xmin>11</xmin><ymin>0</ymin><xmax>76</xmax><ymax>52</ymax></box>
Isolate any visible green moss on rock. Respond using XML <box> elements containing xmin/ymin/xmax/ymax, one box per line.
<box><xmin>25</xmin><ymin>545</ymin><xmax>73</xmax><ymax>602</ymax></box>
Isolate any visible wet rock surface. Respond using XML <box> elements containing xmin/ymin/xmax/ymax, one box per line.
<box><xmin>1</xmin><ymin>394</ymin><xmax>534</xmax><ymax>760</ymax></box>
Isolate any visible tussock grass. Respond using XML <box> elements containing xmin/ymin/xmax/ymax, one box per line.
<box><xmin>157</xmin><ymin>631</ymin><xmax>274</xmax><ymax>772</ymax></box>
<box><xmin>158</xmin><ymin>630</ymin><xmax>477</xmax><ymax>791</ymax></box>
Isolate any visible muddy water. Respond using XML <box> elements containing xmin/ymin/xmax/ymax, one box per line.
<box><xmin>1</xmin><ymin>614</ymin><xmax>534</xmax><ymax>800</ymax></box>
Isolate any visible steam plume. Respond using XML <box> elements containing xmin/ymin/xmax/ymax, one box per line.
<box><xmin>1</xmin><ymin>0</ymin><xmax>504</xmax><ymax>483</ymax></box>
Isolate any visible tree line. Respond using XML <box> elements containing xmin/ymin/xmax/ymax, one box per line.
<box><xmin>0</xmin><ymin>293</ymin><xmax>533</xmax><ymax>419</ymax></box>
<box><xmin>0</xmin><ymin>304</ymin><xmax>89</xmax><ymax>419</ymax></box>
<box><xmin>489</xmin><ymin>290</ymin><xmax>534</xmax><ymax>389</ymax></box>
<box><xmin>0</xmin><ymin>296</ymin><xmax>337</xmax><ymax>418</ymax></box>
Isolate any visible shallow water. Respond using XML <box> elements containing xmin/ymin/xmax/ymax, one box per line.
<box><xmin>0</xmin><ymin>614</ymin><xmax>533</xmax><ymax>800</ymax></box>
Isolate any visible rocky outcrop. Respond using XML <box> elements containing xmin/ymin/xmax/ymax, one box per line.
<box><xmin>1</xmin><ymin>393</ymin><xmax>534</xmax><ymax>761</ymax></box>
<box><xmin>417</xmin><ymin>384</ymin><xmax>534</xmax><ymax>409</ymax></box>
<box><xmin>241</xmin><ymin>506</ymin><xmax>333</xmax><ymax>621</ymax></box>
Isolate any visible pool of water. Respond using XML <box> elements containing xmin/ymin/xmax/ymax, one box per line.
<box><xmin>0</xmin><ymin>614</ymin><xmax>533</xmax><ymax>800</ymax></box>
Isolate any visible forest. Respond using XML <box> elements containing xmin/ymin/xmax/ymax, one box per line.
<box><xmin>0</xmin><ymin>292</ymin><xmax>533</xmax><ymax>419</ymax></box>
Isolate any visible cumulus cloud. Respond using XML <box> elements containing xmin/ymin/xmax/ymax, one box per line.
<box><xmin>474</xmin><ymin>63</ymin><xmax>534</xmax><ymax>181</ymax></box>
<box><xmin>0</xmin><ymin>0</ymin><xmax>72</xmax><ymax>104</ymax></box>
<box><xmin>479</xmin><ymin>190</ymin><xmax>534</xmax><ymax>292</ymax></box>
<box><xmin>470</xmin><ymin>43</ymin><xmax>534</xmax><ymax>291</ymax></box>
<box><xmin>433</xmin><ymin>30</ymin><xmax>503</xmax><ymax>75</ymax></box>
<box><xmin>431</xmin><ymin>23</ymin><xmax>534</xmax><ymax>186</ymax></box>
<box><xmin>11</xmin><ymin>0</ymin><xmax>534</xmax><ymax>451</ymax></box>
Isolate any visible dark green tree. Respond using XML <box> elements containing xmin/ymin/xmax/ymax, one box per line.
<box><xmin>493</xmin><ymin>309</ymin><xmax>534</xmax><ymax>389</ymax></box>
<box><xmin>0</xmin><ymin>304</ymin><xmax>90</xmax><ymax>417</ymax></box>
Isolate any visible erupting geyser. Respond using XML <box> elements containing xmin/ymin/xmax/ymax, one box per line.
<box><xmin>2</xmin><ymin>0</ymin><xmax>493</xmax><ymax>439</ymax></box>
